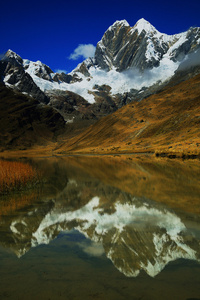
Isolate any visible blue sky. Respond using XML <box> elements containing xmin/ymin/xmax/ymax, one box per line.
<box><xmin>1</xmin><ymin>0</ymin><xmax>200</xmax><ymax>73</ymax></box>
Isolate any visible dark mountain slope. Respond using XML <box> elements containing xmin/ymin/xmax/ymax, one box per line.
<box><xmin>0</xmin><ymin>84</ymin><xmax>65</xmax><ymax>150</ymax></box>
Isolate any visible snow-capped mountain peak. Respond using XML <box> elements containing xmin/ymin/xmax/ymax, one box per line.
<box><xmin>23</xmin><ymin>58</ymin><xmax>53</xmax><ymax>81</ymax></box>
<box><xmin>2</xmin><ymin>49</ymin><xmax>23</xmax><ymax>66</ymax></box>
<box><xmin>133</xmin><ymin>18</ymin><xmax>157</xmax><ymax>35</ymax></box>
<box><xmin>107</xmin><ymin>19</ymin><xmax>130</xmax><ymax>31</ymax></box>
<box><xmin>6</xmin><ymin>49</ymin><xmax>20</xmax><ymax>59</ymax></box>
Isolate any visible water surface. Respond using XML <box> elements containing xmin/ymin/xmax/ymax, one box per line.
<box><xmin>0</xmin><ymin>155</ymin><xmax>200</xmax><ymax>300</ymax></box>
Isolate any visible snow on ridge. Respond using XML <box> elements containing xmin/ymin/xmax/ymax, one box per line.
<box><xmin>1</xmin><ymin>49</ymin><xmax>23</xmax><ymax>65</ymax></box>
<box><xmin>23</xmin><ymin>59</ymin><xmax>51</xmax><ymax>75</ymax></box>
<box><xmin>133</xmin><ymin>18</ymin><xmax>157</xmax><ymax>35</ymax></box>
<box><xmin>130</xmin><ymin>18</ymin><xmax>185</xmax><ymax>46</ymax></box>
<box><xmin>167</xmin><ymin>31</ymin><xmax>188</xmax><ymax>56</ymax></box>
<box><xmin>28</xmin><ymin>58</ymin><xmax>180</xmax><ymax>103</ymax></box>
<box><xmin>3</xmin><ymin>50</ymin><xmax>180</xmax><ymax>104</ymax></box>
<box><xmin>6</xmin><ymin>49</ymin><xmax>21</xmax><ymax>60</ymax></box>
<box><xmin>29</xmin><ymin>72</ymin><xmax>96</xmax><ymax>103</ymax></box>
<box><xmin>107</xmin><ymin>19</ymin><xmax>130</xmax><ymax>31</ymax></box>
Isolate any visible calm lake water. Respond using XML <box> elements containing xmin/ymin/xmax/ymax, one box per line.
<box><xmin>0</xmin><ymin>155</ymin><xmax>200</xmax><ymax>300</ymax></box>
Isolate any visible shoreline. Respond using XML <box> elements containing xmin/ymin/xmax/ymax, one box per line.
<box><xmin>0</xmin><ymin>147</ymin><xmax>199</xmax><ymax>160</ymax></box>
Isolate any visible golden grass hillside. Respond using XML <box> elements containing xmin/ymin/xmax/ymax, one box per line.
<box><xmin>56</xmin><ymin>74</ymin><xmax>200</xmax><ymax>157</ymax></box>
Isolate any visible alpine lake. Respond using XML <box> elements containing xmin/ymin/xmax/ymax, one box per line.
<box><xmin>0</xmin><ymin>154</ymin><xmax>200</xmax><ymax>300</ymax></box>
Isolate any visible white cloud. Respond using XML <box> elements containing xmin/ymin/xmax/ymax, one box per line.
<box><xmin>55</xmin><ymin>69</ymin><xmax>68</xmax><ymax>74</ymax></box>
<box><xmin>69</xmin><ymin>44</ymin><xmax>96</xmax><ymax>60</ymax></box>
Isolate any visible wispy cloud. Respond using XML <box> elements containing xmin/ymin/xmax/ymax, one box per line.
<box><xmin>68</xmin><ymin>44</ymin><xmax>96</xmax><ymax>60</ymax></box>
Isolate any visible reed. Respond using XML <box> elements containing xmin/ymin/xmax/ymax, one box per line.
<box><xmin>0</xmin><ymin>160</ymin><xmax>39</xmax><ymax>194</ymax></box>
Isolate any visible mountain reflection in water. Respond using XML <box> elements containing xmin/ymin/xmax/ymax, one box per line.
<box><xmin>0</xmin><ymin>155</ymin><xmax>200</xmax><ymax>280</ymax></box>
<box><xmin>31</xmin><ymin>195</ymin><xmax>200</xmax><ymax>278</ymax></box>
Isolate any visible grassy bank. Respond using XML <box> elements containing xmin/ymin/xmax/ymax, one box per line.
<box><xmin>0</xmin><ymin>160</ymin><xmax>39</xmax><ymax>195</ymax></box>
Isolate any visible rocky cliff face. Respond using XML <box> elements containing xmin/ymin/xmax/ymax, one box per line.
<box><xmin>0</xmin><ymin>50</ymin><xmax>49</xmax><ymax>104</ymax></box>
<box><xmin>65</xmin><ymin>19</ymin><xmax>200</xmax><ymax>113</ymax></box>
<box><xmin>94</xmin><ymin>18</ymin><xmax>200</xmax><ymax>72</ymax></box>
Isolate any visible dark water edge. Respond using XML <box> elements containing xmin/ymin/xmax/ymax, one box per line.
<box><xmin>0</xmin><ymin>231</ymin><xmax>200</xmax><ymax>300</ymax></box>
<box><xmin>0</xmin><ymin>155</ymin><xmax>200</xmax><ymax>300</ymax></box>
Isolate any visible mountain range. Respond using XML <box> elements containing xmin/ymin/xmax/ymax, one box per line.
<box><xmin>0</xmin><ymin>18</ymin><xmax>200</xmax><ymax>154</ymax></box>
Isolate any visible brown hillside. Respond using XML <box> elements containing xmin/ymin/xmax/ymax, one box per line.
<box><xmin>57</xmin><ymin>74</ymin><xmax>200</xmax><ymax>157</ymax></box>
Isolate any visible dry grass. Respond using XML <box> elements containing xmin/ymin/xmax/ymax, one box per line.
<box><xmin>0</xmin><ymin>160</ymin><xmax>39</xmax><ymax>194</ymax></box>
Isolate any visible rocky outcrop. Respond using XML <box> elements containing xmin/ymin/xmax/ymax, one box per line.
<box><xmin>51</xmin><ymin>72</ymin><xmax>73</xmax><ymax>83</ymax></box>
<box><xmin>72</xmin><ymin>57</ymin><xmax>96</xmax><ymax>77</ymax></box>
<box><xmin>46</xmin><ymin>89</ymin><xmax>97</xmax><ymax>122</ymax></box>
<box><xmin>46</xmin><ymin>87</ymin><xmax>119</xmax><ymax>122</ymax></box>
<box><xmin>23</xmin><ymin>59</ymin><xmax>54</xmax><ymax>81</ymax></box>
<box><xmin>171</xmin><ymin>27</ymin><xmax>200</xmax><ymax>61</ymax></box>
